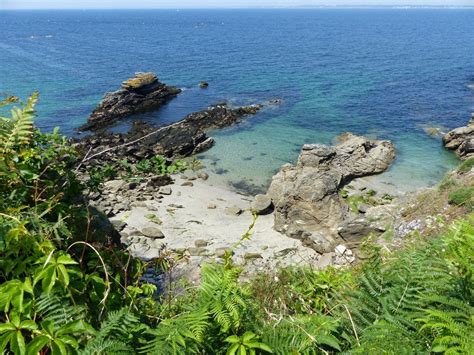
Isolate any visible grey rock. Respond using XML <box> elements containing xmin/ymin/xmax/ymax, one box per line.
<box><xmin>79</xmin><ymin>72</ymin><xmax>181</xmax><ymax>131</ymax></box>
<box><xmin>159</xmin><ymin>186</ymin><xmax>172</xmax><ymax>195</ymax></box>
<box><xmin>443</xmin><ymin>113</ymin><xmax>474</xmax><ymax>159</ymax></box>
<box><xmin>194</xmin><ymin>239</ymin><xmax>210</xmax><ymax>248</ymax></box>
<box><xmin>338</xmin><ymin>219</ymin><xmax>376</xmax><ymax>243</ymax></box>
<box><xmin>250</xmin><ymin>194</ymin><xmax>273</xmax><ymax>215</ymax></box>
<box><xmin>225</xmin><ymin>206</ymin><xmax>243</xmax><ymax>216</ymax></box>
<box><xmin>181</xmin><ymin>181</ymin><xmax>194</xmax><ymax>187</ymax></box>
<box><xmin>267</xmin><ymin>133</ymin><xmax>395</xmax><ymax>252</ymax></box>
<box><xmin>104</xmin><ymin>179</ymin><xmax>125</xmax><ymax>193</ymax></box>
<box><xmin>244</xmin><ymin>252</ymin><xmax>263</xmax><ymax>260</ymax></box>
<box><xmin>141</xmin><ymin>227</ymin><xmax>165</xmax><ymax>239</ymax></box>
<box><xmin>215</xmin><ymin>247</ymin><xmax>233</xmax><ymax>258</ymax></box>
<box><xmin>197</xmin><ymin>171</ymin><xmax>209</xmax><ymax>180</ymax></box>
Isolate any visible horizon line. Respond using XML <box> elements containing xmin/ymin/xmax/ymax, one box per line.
<box><xmin>2</xmin><ymin>5</ymin><xmax>474</xmax><ymax>10</ymax></box>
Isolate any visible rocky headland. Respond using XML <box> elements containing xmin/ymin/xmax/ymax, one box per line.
<box><xmin>79</xmin><ymin>72</ymin><xmax>181</xmax><ymax>131</ymax></box>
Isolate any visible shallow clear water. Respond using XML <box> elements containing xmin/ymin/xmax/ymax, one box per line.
<box><xmin>1</xmin><ymin>9</ymin><xmax>473</xmax><ymax>192</ymax></box>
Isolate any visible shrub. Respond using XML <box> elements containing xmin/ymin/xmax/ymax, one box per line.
<box><xmin>448</xmin><ymin>187</ymin><xmax>474</xmax><ymax>208</ymax></box>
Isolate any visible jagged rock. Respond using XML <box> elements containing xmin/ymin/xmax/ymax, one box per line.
<box><xmin>443</xmin><ymin>113</ymin><xmax>474</xmax><ymax>159</ymax></box>
<box><xmin>250</xmin><ymin>194</ymin><xmax>273</xmax><ymax>215</ymax></box>
<box><xmin>79</xmin><ymin>72</ymin><xmax>181</xmax><ymax>131</ymax></box>
<box><xmin>76</xmin><ymin>101</ymin><xmax>279</xmax><ymax>167</ymax></box>
<box><xmin>141</xmin><ymin>227</ymin><xmax>165</xmax><ymax>239</ymax></box>
<box><xmin>267</xmin><ymin>133</ymin><xmax>395</xmax><ymax>253</ymax></box>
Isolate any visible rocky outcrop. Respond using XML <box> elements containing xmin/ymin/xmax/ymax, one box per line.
<box><xmin>267</xmin><ymin>133</ymin><xmax>396</xmax><ymax>253</ymax></box>
<box><xmin>76</xmin><ymin>102</ymin><xmax>270</xmax><ymax>167</ymax></box>
<box><xmin>443</xmin><ymin>113</ymin><xmax>474</xmax><ymax>160</ymax></box>
<box><xmin>79</xmin><ymin>72</ymin><xmax>181</xmax><ymax>131</ymax></box>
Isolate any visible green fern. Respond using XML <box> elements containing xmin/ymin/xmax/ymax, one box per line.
<box><xmin>0</xmin><ymin>91</ymin><xmax>37</xmax><ymax>154</ymax></box>
<box><xmin>82</xmin><ymin>308</ymin><xmax>141</xmax><ymax>354</ymax></box>
<box><xmin>35</xmin><ymin>294</ymin><xmax>86</xmax><ymax>326</ymax></box>
<box><xmin>261</xmin><ymin>315</ymin><xmax>340</xmax><ymax>354</ymax></box>
<box><xmin>198</xmin><ymin>263</ymin><xmax>248</xmax><ymax>333</ymax></box>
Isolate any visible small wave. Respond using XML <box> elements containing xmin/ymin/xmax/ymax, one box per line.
<box><xmin>467</xmin><ymin>83</ymin><xmax>474</xmax><ymax>90</ymax></box>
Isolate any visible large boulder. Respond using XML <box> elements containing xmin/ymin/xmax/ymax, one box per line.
<box><xmin>267</xmin><ymin>133</ymin><xmax>396</xmax><ymax>253</ymax></box>
<box><xmin>443</xmin><ymin>113</ymin><xmax>474</xmax><ymax>160</ymax></box>
<box><xmin>79</xmin><ymin>72</ymin><xmax>181</xmax><ymax>131</ymax></box>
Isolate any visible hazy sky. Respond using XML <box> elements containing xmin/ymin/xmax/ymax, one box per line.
<box><xmin>2</xmin><ymin>0</ymin><xmax>474</xmax><ymax>9</ymax></box>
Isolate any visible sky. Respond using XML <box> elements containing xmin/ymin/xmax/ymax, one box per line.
<box><xmin>2</xmin><ymin>0</ymin><xmax>474</xmax><ymax>9</ymax></box>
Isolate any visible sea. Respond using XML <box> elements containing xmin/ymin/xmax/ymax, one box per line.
<box><xmin>1</xmin><ymin>8</ymin><xmax>473</xmax><ymax>193</ymax></box>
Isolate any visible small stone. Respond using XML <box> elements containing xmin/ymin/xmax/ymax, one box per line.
<box><xmin>159</xmin><ymin>186</ymin><xmax>172</xmax><ymax>195</ymax></box>
<box><xmin>197</xmin><ymin>172</ymin><xmax>209</xmax><ymax>180</ymax></box>
<box><xmin>194</xmin><ymin>239</ymin><xmax>210</xmax><ymax>248</ymax></box>
<box><xmin>250</xmin><ymin>194</ymin><xmax>273</xmax><ymax>215</ymax></box>
<box><xmin>225</xmin><ymin>206</ymin><xmax>243</xmax><ymax>216</ymax></box>
<box><xmin>141</xmin><ymin>227</ymin><xmax>165</xmax><ymax>239</ymax></box>
<box><xmin>215</xmin><ymin>247</ymin><xmax>233</xmax><ymax>258</ymax></box>
<box><xmin>199</xmin><ymin>81</ymin><xmax>209</xmax><ymax>88</ymax></box>
<box><xmin>275</xmin><ymin>248</ymin><xmax>297</xmax><ymax>257</ymax></box>
<box><xmin>187</xmin><ymin>175</ymin><xmax>197</xmax><ymax>181</ymax></box>
<box><xmin>207</xmin><ymin>203</ymin><xmax>217</xmax><ymax>209</ymax></box>
<box><xmin>335</xmin><ymin>244</ymin><xmax>347</xmax><ymax>256</ymax></box>
<box><xmin>168</xmin><ymin>204</ymin><xmax>184</xmax><ymax>208</ymax></box>
<box><xmin>181</xmin><ymin>181</ymin><xmax>194</xmax><ymax>187</ymax></box>
<box><xmin>244</xmin><ymin>252</ymin><xmax>263</xmax><ymax>260</ymax></box>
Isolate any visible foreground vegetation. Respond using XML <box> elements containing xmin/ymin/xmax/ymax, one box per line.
<box><xmin>1</xmin><ymin>95</ymin><xmax>473</xmax><ymax>354</ymax></box>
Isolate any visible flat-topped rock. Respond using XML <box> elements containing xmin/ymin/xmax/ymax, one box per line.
<box><xmin>443</xmin><ymin>113</ymin><xmax>474</xmax><ymax>159</ymax></box>
<box><xmin>267</xmin><ymin>133</ymin><xmax>396</xmax><ymax>253</ymax></box>
<box><xmin>79</xmin><ymin>72</ymin><xmax>181</xmax><ymax>131</ymax></box>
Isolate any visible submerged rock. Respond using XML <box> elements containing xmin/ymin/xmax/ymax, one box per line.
<box><xmin>79</xmin><ymin>72</ymin><xmax>181</xmax><ymax>131</ymax></box>
<box><xmin>267</xmin><ymin>133</ymin><xmax>396</xmax><ymax>253</ymax></box>
<box><xmin>443</xmin><ymin>113</ymin><xmax>474</xmax><ymax>159</ymax></box>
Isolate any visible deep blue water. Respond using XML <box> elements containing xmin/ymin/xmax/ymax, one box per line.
<box><xmin>1</xmin><ymin>9</ymin><xmax>473</xmax><ymax>191</ymax></box>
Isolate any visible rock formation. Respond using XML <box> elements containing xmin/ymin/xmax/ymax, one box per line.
<box><xmin>266</xmin><ymin>133</ymin><xmax>396</xmax><ymax>253</ymax></box>
<box><xmin>79</xmin><ymin>72</ymin><xmax>181</xmax><ymax>131</ymax></box>
<box><xmin>443</xmin><ymin>113</ymin><xmax>474</xmax><ymax>160</ymax></box>
<box><xmin>76</xmin><ymin>102</ymin><xmax>270</xmax><ymax>167</ymax></box>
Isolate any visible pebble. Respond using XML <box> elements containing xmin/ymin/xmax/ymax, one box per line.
<box><xmin>159</xmin><ymin>186</ymin><xmax>172</xmax><ymax>195</ymax></box>
<box><xmin>141</xmin><ymin>227</ymin><xmax>165</xmax><ymax>239</ymax></box>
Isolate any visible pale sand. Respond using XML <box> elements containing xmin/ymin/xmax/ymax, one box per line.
<box><xmin>117</xmin><ymin>175</ymin><xmax>326</xmax><ymax>274</ymax></box>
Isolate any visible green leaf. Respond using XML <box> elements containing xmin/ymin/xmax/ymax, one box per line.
<box><xmin>0</xmin><ymin>323</ymin><xmax>16</xmax><ymax>333</ymax></box>
<box><xmin>57</xmin><ymin>255</ymin><xmax>77</xmax><ymax>265</ymax></box>
<box><xmin>26</xmin><ymin>335</ymin><xmax>49</xmax><ymax>355</ymax></box>
<box><xmin>12</xmin><ymin>331</ymin><xmax>26</xmax><ymax>355</ymax></box>
<box><xmin>227</xmin><ymin>343</ymin><xmax>240</xmax><ymax>355</ymax></box>
<box><xmin>57</xmin><ymin>265</ymin><xmax>69</xmax><ymax>287</ymax></box>
<box><xmin>225</xmin><ymin>335</ymin><xmax>240</xmax><ymax>344</ymax></box>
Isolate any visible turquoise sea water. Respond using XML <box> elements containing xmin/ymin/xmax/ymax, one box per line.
<box><xmin>1</xmin><ymin>9</ymin><xmax>473</xmax><ymax>192</ymax></box>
